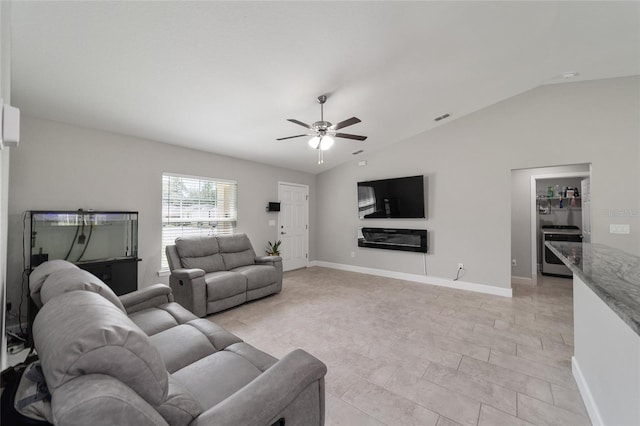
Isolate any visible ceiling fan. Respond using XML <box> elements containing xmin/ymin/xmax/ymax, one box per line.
<box><xmin>277</xmin><ymin>95</ymin><xmax>367</xmax><ymax>164</ymax></box>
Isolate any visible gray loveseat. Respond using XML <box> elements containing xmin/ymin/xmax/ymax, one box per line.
<box><xmin>29</xmin><ymin>260</ymin><xmax>326</xmax><ymax>426</ymax></box>
<box><xmin>166</xmin><ymin>234</ymin><xmax>282</xmax><ymax>317</ymax></box>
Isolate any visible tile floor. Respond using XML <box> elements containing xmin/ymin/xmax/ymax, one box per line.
<box><xmin>209</xmin><ymin>267</ymin><xmax>591</xmax><ymax>426</ymax></box>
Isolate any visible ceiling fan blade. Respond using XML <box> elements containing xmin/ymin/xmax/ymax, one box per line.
<box><xmin>331</xmin><ymin>117</ymin><xmax>361</xmax><ymax>130</ymax></box>
<box><xmin>286</xmin><ymin>119</ymin><xmax>312</xmax><ymax>129</ymax></box>
<box><xmin>335</xmin><ymin>133</ymin><xmax>367</xmax><ymax>141</ymax></box>
<box><xmin>276</xmin><ymin>134</ymin><xmax>310</xmax><ymax>141</ymax></box>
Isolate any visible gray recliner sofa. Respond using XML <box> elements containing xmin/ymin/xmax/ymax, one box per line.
<box><xmin>166</xmin><ymin>234</ymin><xmax>282</xmax><ymax>317</ymax></box>
<box><xmin>29</xmin><ymin>260</ymin><xmax>326</xmax><ymax>426</ymax></box>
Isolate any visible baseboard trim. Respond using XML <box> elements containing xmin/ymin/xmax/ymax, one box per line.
<box><xmin>309</xmin><ymin>261</ymin><xmax>512</xmax><ymax>298</ymax></box>
<box><xmin>572</xmin><ymin>356</ymin><xmax>603</xmax><ymax>426</ymax></box>
<box><xmin>511</xmin><ymin>276</ymin><xmax>534</xmax><ymax>285</ymax></box>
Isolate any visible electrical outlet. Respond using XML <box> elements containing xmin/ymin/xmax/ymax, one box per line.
<box><xmin>457</xmin><ymin>263</ymin><xmax>464</xmax><ymax>270</ymax></box>
<box><xmin>351</xmin><ymin>251</ymin><xmax>355</xmax><ymax>258</ymax></box>
<box><xmin>512</xmin><ymin>259</ymin><xmax>517</xmax><ymax>267</ymax></box>
<box><xmin>610</xmin><ymin>224</ymin><xmax>630</xmax><ymax>234</ymax></box>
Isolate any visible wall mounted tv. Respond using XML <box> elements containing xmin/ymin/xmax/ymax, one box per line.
<box><xmin>357</xmin><ymin>175</ymin><xmax>425</xmax><ymax>219</ymax></box>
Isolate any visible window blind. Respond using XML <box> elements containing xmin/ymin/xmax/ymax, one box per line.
<box><xmin>161</xmin><ymin>173</ymin><xmax>237</xmax><ymax>270</ymax></box>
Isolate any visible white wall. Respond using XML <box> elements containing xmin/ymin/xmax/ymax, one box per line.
<box><xmin>0</xmin><ymin>0</ymin><xmax>11</xmax><ymax>371</ymax></box>
<box><xmin>317</xmin><ymin>76</ymin><xmax>640</xmax><ymax>290</ymax></box>
<box><xmin>511</xmin><ymin>165</ymin><xmax>588</xmax><ymax>279</ymax></box>
<box><xmin>6</xmin><ymin>116</ymin><xmax>317</xmax><ymax>312</ymax></box>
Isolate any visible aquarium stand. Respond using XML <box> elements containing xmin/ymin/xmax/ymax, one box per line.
<box><xmin>77</xmin><ymin>258</ymin><xmax>140</xmax><ymax>296</ymax></box>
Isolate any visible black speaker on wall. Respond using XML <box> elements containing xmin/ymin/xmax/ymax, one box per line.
<box><xmin>267</xmin><ymin>202</ymin><xmax>281</xmax><ymax>212</ymax></box>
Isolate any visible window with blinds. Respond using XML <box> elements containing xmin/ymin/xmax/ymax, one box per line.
<box><xmin>161</xmin><ymin>173</ymin><xmax>237</xmax><ymax>270</ymax></box>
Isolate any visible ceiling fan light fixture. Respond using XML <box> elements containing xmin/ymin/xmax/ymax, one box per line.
<box><xmin>308</xmin><ymin>136</ymin><xmax>320</xmax><ymax>149</ymax></box>
<box><xmin>320</xmin><ymin>135</ymin><xmax>334</xmax><ymax>151</ymax></box>
<box><xmin>308</xmin><ymin>135</ymin><xmax>334</xmax><ymax>151</ymax></box>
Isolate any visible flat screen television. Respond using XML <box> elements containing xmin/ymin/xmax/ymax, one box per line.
<box><xmin>357</xmin><ymin>175</ymin><xmax>425</xmax><ymax>219</ymax></box>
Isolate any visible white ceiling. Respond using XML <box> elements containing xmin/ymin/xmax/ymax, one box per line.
<box><xmin>10</xmin><ymin>1</ymin><xmax>640</xmax><ymax>174</ymax></box>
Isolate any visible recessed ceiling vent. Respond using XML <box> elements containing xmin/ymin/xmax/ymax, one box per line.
<box><xmin>434</xmin><ymin>113</ymin><xmax>451</xmax><ymax>122</ymax></box>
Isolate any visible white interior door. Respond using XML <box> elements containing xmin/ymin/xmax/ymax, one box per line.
<box><xmin>278</xmin><ymin>182</ymin><xmax>309</xmax><ymax>271</ymax></box>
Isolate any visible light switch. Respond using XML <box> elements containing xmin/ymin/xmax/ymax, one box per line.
<box><xmin>268</xmin><ymin>220</ymin><xmax>276</xmax><ymax>227</ymax></box>
<box><xmin>610</xmin><ymin>224</ymin><xmax>630</xmax><ymax>234</ymax></box>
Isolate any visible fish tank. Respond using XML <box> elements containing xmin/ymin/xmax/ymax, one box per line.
<box><xmin>28</xmin><ymin>210</ymin><xmax>138</xmax><ymax>267</ymax></box>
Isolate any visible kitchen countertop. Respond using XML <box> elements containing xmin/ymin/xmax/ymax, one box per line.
<box><xmin>545</xmin><ymin>241</ymin><xmax>640</xmax><ymax>336</ymax></box>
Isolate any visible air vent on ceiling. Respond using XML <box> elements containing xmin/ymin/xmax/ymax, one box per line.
<box><xmin>434</xmin><ymin>113</ymin><xmax>451</xmax><ymax>122</ymax></box>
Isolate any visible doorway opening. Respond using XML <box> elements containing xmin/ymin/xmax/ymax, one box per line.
<box><xmin>511</xmin><ymin>163</ymin><xmax>591</xmax><ymax>285</ymax></box>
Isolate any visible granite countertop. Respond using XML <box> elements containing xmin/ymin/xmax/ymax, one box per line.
<box><xmin>545</xmin><ymin>241</ymin><xmax>640</xmax><ymax>336</ymax></box>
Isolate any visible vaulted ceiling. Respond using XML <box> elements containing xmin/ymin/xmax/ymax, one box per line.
<box><xmin>10</xmin><ymin>1</ymin><xmax>640</xmax><ymax>173</ymax></box>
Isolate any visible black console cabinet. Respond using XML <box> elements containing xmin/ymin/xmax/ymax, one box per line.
<box><xmin>77</xmin><ymin>258</ymin><xmax>139</xmax><ymax>296</ymax></box>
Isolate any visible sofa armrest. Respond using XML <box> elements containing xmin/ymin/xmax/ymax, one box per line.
<box><xmin>255</xmin><ymin>256</ymin><xmax>283</xmax><ymax>294</ymax></box>
<box><xmin>169</xmin><ymin>268</ymin><xmax>207</xmax><ymax>318</ymax></box>
<box><xmin>255</xmin><ymin>256</ymin><xmax>282</xmax><ymax>264</ymax></box>
<box><xmin>120</xmin><ymin>284</ymin><xmax>174</xmax><ymax>314</ymax></box>
<box><xmin>191</xmin><ymin>349</ymin><xmax>326</xmax><ymax>426</ymax></box>
<box><xmin>171</xmin><ymin>268</ymin><xmax>205</xmax><ymax>279</ymax></box>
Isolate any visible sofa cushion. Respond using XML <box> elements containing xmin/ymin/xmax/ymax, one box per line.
<box><xmin>129</xmin><ymin>307</ymin><xmax>183</xmax><ymax>336</ymax></box>
<box><xmin>40</xmin><ymin>268</ymin><xmax>126</xmax><ymax>313</ymax></box>
<box><xmin>172</xmin><ymin>351</ymin><xmax>263</xmax><ymax>410</ymax></box>
<box><xmin>187</xmin><ymin>319</ymin><xmax>243</xmax><ymax>351</ymax></box>
<box><xmin>175</xmin><ymin>236</ymin><xmax>225</xmax><ymax>273</ymax></box>
<box><xmin>217</xmin><ymin>234</ymin><xmax>256</xmax><ymax>270</ymax></box>
<box><xmin>129</xmin><ymin>303</ymin><xmax>199</xmax><ymax>336</ymax></box>
<box><xmin>52</xmin><ymin>374</ymin><xmax>170</xmax><ymax>426</ymax></box>
<box><xmin>216</xmin><ymin>233</ymin><xmax>253</xmax><ymax>253</ymax></box>
<box><xmin>225</xmin><ymin>342</ymin><xmax>278</xmax><ymax>372</ymax></box>
<box><xmin>156</xmin><ymin>376</ymin><xmax>202</xmax><ymax>426</ymax></box>
<box><xmin>204</xmin><ymin>271</ymin><xmax>247</xmax><ymax>300</ymax></box>
<box><xmin>33</xmin><ymin>291</ymin><xmax>169</xmax><ymax>406</ymax></box>
<box><xmin>29</xmin><ymin>260</ymin><xmax>79</xmax><ymax>308</ymax></box>
<box><xmin>231</xmin><ymin>264</ymin><xmax>279</xmax><ymax>291</ymax></box>
<box><xmin>160</xmin><ymin>302</ymin><xmax>200</xmax><ymax>323</ymax></box>
<box><xmin>150</xmin><ymin>324</ymin><xmax>217</xmax><ymax>373</ymax></box>
<box><xmin>221</xmin><ymin>250</ymin><xmax>255</xmax><ymax>271</ymax></box>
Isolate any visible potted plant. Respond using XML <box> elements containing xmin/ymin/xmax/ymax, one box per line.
<box><xmin>266</xmin><ymin>240</ymin><xmax>282</xmax><ymax>256</ymax></box>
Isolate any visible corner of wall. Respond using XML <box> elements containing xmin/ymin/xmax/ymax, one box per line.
<box><xmin>0</xmin><ymin>0</ymin><xmax>12</xmax><ymax>371</ymax></box>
